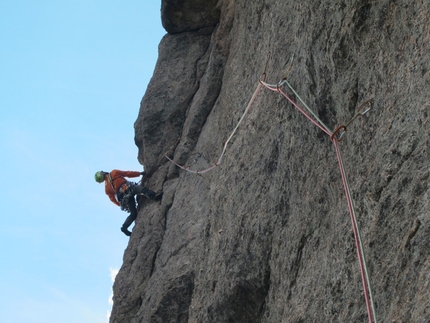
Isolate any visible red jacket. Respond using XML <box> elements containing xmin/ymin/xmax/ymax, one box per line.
<box><xmin>105</xmin><ymin>170</ymin><xmax>141</xmax><ymax>206</ymax></box>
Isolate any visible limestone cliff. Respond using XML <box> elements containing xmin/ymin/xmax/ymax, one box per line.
<box><xmin>110</xmin><ymin>1</ymin><xmax>430</xmax><ymax>322</ymax></box>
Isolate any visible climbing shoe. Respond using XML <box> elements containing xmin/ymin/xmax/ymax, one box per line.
<box><xmin>121</xmin><ymin>226</ymin><xmax>132</xmax><ymax>236</ymax></box>
<box><xmin>153</xmin><ymin>192</ymin><xmax>163</xmax><ymax>201</ymax></box>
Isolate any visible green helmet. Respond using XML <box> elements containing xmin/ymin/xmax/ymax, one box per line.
<box><xmin>94</xmin><ymin>171</ymin><xmax>105</xmax><ymax>183</ymax></box>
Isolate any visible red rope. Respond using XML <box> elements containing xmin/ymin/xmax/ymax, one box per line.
<box><xmin>165</xmin><ymin>71</ymin><xmax>376</xmax><ymax>321</ymax></box>
<box><xmin>261</xmin><ymin>79</ymin><xmax>376</xmax><ymax>323</ymax></box>
<box><xmin>259</xmin><ymin>80</ymin><xmax>332</xmax><ymax>136</ymax></box>
<box><xmin>332</xmin><ymin>138</ymin><xmax>375</xmax><ymax>323</ymax></box>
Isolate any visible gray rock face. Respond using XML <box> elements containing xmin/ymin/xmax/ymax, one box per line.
<box><xmin>161</xmin><ymin>0</ymin><xmax>220</xmax><ymax>33</ymax></box>
<box><xmin>111</xmin><ymin>1</ymin><xmax>430</xmax><ymax>322</ymax></box>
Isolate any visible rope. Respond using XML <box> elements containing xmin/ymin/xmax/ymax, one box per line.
<box><xmin>284</xmin><ymin>80</ymin><xmax>333</xmax><ymax>135</ymax></box>
<box><xmin>262</xmin><ymin>75</ymin><xmax>377</xmax><ymax>323</ymax></box>
<box><xmin>333</xmin><ymin>139</ymin><xmax>377</xmax><ymax>323</ymax></box>
<box><xmin>164</xmin><ymin>55</ymin><xmax>377</xmax><ymax>321</ymax></box>
<box><xmin>164</xmin><ymin>82</ymin><xmax>263</xmax><ymax>174</ymax></box>
<box><xmin>217</xmin><ymin>82</ymin><xmax>263</xmax><ymax>166</ymax></box>
<box><xmin>259</xmin><ymin>79</ymin><xmax>332</xmax><ymax>136</ymax></box>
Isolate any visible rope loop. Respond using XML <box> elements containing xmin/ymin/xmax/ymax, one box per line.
<box><xmin>331</xmin><ymin>125</ymin><xmax>347</xmax><ymax>142</ymax></box>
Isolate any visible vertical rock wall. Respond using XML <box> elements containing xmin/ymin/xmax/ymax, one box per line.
<box><xmin>111</xmin><ymin>1</ymin><xmax>430</xmax><ymax>322</ymax></box>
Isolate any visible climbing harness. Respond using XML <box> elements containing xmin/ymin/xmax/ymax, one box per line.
<box><xmin>107</xmin><ymin>174</ymin><xmax>135</xmax><ymax>213</ymax></box>
<box><xmin>117</xmin><ymin>182</ymin><xmax>133</xmax><ymax>212</ymax></box>
<box><xmin>165</xmin><ymin>54</ymin><xmax>377</xmax><ymax>323</ymax></box>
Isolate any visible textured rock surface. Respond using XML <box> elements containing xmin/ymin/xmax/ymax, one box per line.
<box><xmin>161</xmin><ymin>0</ymin><xmax>220</xmax><ymax>33</ymax></box>
<box><xmin>111</xmin><ymin>1</ymin><xmax>430</xmax><ymax>322</ymax></box>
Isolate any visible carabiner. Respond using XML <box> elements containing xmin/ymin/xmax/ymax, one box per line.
<box><xmin>345</xmin><ymin>98</ymin><xmax>374</xmax><ymax>128</ymax></box>
<box><xmin>331</xmin><ymin>125</ymin><xmax>347</xmax><ymax>142</ymax></box>
<box><xmin>357</xmin><ymin>98</ymin><xmax>373</xmax><ymax>116</ymax></box>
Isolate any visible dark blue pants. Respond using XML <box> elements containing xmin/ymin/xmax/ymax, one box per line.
<box><xmin>121</xmin><ymin>184</ymin><xmax>155</xmax><ymax>231</ymax></box>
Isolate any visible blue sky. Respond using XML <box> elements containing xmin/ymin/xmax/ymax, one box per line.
<box><xmin>0</xmin><ymin>1</ymin><xmax>165</xmax><ymax>322</ymax></box>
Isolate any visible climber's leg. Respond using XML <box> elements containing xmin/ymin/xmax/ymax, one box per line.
<box><xmin>121</xmin><ymin>196</ymin><xmax>137</xmax><ymax>236</ymax></box>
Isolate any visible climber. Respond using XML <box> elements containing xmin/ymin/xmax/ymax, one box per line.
<box><xmin>95</xmin><ymin>169</ymin><xmax>162</xmax><ymax>236</ymax></box>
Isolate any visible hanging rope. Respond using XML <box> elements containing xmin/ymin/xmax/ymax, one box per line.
<box><xmin>333</xmin><ymin>138</ymin><xmax>377</xmax><ymax>323</ymax></box>
<box><xmin>164</xmin><ymin>54</ymin><xmax>272</xmax><ymax>174</ymax></box>
<box><xmin>164</xmin><ymin>81</ymin><xmax>263</xmax><ymax>174</ymax></box>
<box><xmin>164</xmin><ymin>53</ymin><xmax>377</xmax><ymax>322</ymax></box>
<box><xmin>259</xmin><ymin>79</ymin><xmax>333</xmax><ymax>136</ymax></box>
<box><xmin>261</xmin><ymin>71</ymin><xmax>376</xmax><ymax>323</ymax></box>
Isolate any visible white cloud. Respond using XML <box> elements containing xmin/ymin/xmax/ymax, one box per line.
<box><xmin>110</xmin><ymin>268</ymin><xmax>119</xmax><ymax>282</ymax></box>
<box><xmin>107</xmin><ymin>268</ymin><xmax>119</xmax><ymax>322</ymax></box>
